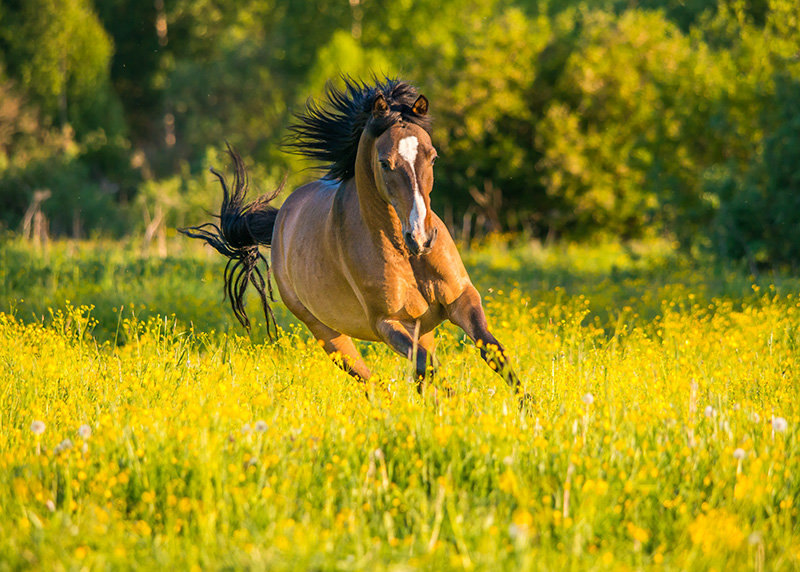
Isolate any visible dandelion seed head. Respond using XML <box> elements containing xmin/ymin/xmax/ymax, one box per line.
<box><xmin>733</xmin><ymin>448</ymin><xmax>746</xmax><ymax>460</ymax></box>
<box><xmin>582</xmin><ymin>392</ymin><xmax>594</xmax><ymax>405</ymax></box>
<box><xmin>772</xmin><ymin>416</ymin><xmax>788</xmax><ymax>433</ymax></box>
<box><xmin>78</xmin><ymin>424</ymin><xmax>92</xmax><ymax>439</ymax></box>
<box><xmin>30</xmin><ymin>420</ymin><xmax>46</xmax><ymax>435</ymax></box>
<box><xmin>704</xmin><ymin>406</ymin><xmax>715</xmax><ymax>418</ymax></box>
<box><xmin>54</xmin><ymin>439</ymin><xmax>73</xmax><ymax>454</ymax></box>
<box><xmin>254</xmin><ymin>420</ymin><xmax>268</xmax><ymax>433</ymax></box>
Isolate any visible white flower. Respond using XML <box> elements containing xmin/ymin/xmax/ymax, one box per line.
<box><xmin>733</xmin><ymin>448</ymin><xmax>746</xmax><ymax>460</ymax></box>
<box><xmin>254</xmin><ymin>420</ymin><xmax>268</xmax><ymax>433</ymax></box>
<box><xmin>78</xmin><ymin>424</ymin><xmax>92</xmax><ymax>439</ymax></box>
<box><xmin>54</xmin><ymin>439</ymin><xmax>73</xmax><ymax>454</ymax></box>
<box><xmin>46</xmin><ymin>500</ymin><xmax>56</xmax><ymax>512</ymax></box>
<box><xmin>582</xmin><ymin>392</ymin><xmax>594</xmax><ymax>405</ymax></box>
<box><xmin>30</xmin><ymin>420</ymin><xmax>46</xmax><ymax>435</ymax></box>
<box><xmin>772</xmin><ymin>417</ymin><xmax>788</xmax><ymax>433</ymax></box>
<box><xmin>704</xmin><ymin>405</ymin><xmax>715</xmax><ymax>418</ymax></box>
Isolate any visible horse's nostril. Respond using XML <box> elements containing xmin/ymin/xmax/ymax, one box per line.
<box><xmin>404</xmin><ymin>232</ymin><xmax>420</xmax><ymax>254</ymax></box>
<box><xmin>424</xmin><ymin>226</ymin><xmax>438</xmax><ymax>249</ymax></box>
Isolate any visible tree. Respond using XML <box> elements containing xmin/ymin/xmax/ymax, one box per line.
<box><xmin>0</xmin><ymin>0</ymin><xmax>123</xmax><ymax>138</ymax></box>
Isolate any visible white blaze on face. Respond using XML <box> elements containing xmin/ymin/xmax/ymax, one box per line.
<box><xmin>397</xmin><ymin>135</ymin><xmax>426</xmax><ymax>240</ymax></box>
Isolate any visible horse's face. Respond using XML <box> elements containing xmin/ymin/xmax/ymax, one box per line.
<box><xmin>373</xmin><ymin>121</ymin><xmax>439</xmax><ymax>255</ymax></box>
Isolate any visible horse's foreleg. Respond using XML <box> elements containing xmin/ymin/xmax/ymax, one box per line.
<box><xmin>376</xmin><ymin>319</ymin><xmax>436</xmax><ymax>391</ymax></box>
<box><xmin>446</xmin><ymin>285</ymin><xmax>522</xmax><ymax>395</ymax></box>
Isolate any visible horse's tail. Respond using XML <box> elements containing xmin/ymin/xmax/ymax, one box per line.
<box><xmin>179</xmin><ymin>145</ymin><xmax>283</xmax><ymax>337</ymax></box>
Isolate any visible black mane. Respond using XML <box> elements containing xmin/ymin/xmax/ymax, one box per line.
<box><xmin>286</xmin><ymin>77</ymin><xmax>432</xmax><ymax>181</ymax></box>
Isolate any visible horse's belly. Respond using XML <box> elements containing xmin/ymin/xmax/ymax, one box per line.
<box><xmin>291</xmin><ymin>265</ymin><xmax>378</xmax><ymax>340</ymax></box>
<box><xmin>271</xmin><ymin>188</ymin><xmax>379</xmax><ymax>341</ymax></box>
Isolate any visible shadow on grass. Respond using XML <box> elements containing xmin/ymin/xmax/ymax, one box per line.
<box><xmin>1</xmin><ymin>236</ymin><xmax>797</xmax><ymax>344</ymax></box>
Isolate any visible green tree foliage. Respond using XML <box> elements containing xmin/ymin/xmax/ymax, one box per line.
<box><xmin>701</xmin><ymin>1</ymin><xmax>800</xmax><ymax>265</ymax></box>
<box><xmin>359</xmin><ymin>0</ymin><xmax>552</xmax><ymax>228</ymax></box>
<box><xmin>0</xmin><ymin>0</ymin><xmax>124</xmax><ymax>137</ymax></box>
<box><xmin>0</xmin><ymin>0</ymin><xmax>131</xmax><ymax>236</ymax></box>
<box><xmin>535</xmin><ymin>10</ymin><xmax>725</xmax><ymax>238</ymax></box>
<box><xmin>0</xmin><ymin>0</ymin><xmax>799</xmax><ymax>265</ymax></box>
<box><xmin>420</xmin><ymin>7</ymin><xmax>551</xmax><ymax>226</ymax></box>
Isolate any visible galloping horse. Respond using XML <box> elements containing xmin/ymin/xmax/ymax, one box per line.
<box><xmin>181</xmin><ymin>78</ymin><xmax>521</xmax><ymax>396</ymax></box>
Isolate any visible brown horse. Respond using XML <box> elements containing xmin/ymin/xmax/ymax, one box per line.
<box><xmin>181</xmin><ymin>78</ymin><xmax>521</xmax><ymax>397</ymax></box>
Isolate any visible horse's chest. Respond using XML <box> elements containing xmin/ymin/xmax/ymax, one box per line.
<box><xmin>378</xmin><ymin>272</ymin><xmax>442</xmax><ymax>325</ymax></box>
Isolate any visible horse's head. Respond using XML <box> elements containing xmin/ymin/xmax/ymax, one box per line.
<box><xmin>371</xmin><ymin>94</ymin><xmax>438</xmax><ymax>255</ymax></box>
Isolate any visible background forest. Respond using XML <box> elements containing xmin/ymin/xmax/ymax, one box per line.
<box><xmin>1</xmin><ymin>0</ymin><xmax>799</xmax><ymax>265</ymax></box>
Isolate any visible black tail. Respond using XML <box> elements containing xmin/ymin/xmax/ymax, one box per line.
<box><xmin>179</xmin><ymin>145</ymin><xmax>282</xmax><ymax>337</ymax></box>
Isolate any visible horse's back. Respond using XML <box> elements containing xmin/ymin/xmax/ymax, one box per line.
<box><xmin>272</xmin><ymin>180</ymin><xmax>336</xmax><ymax>243</ymax></box>
<box><xmin>271</xmin><ymin>179</ymin><xmax>339</xmax><ymax>286</ymax></box>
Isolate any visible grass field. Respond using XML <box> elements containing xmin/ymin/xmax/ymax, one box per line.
<box><xmin>1</xmin><ymin>236</ymin><xmax>798</xmax><ymax>570</ymax></box>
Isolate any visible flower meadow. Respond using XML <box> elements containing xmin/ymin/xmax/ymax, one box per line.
<box><xmin>1</xmin><ymin>238</ymin><xmax>798</xmax><ymax>570</ymax></box>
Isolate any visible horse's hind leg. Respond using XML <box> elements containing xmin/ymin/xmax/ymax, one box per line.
<box><xmin>316</xmin><ymin>331</ymin><xmax>373</xmax><ymax>381</ymax></box>
<box><xmin>283</xmin><ymin>300</ymin><xmax>372</xmax><ymax>381</ymax></box>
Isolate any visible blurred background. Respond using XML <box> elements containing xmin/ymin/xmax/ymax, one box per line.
<box><xmin>0</xmin><ymin>0</ymin><xmax>798</xmax><ymax>267</ymax></box>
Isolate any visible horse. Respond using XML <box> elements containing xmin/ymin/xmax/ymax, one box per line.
<box><xmin>181</xmin><ymin>78</ymin><xmax>522</xmax><ymax>398</ymax></box>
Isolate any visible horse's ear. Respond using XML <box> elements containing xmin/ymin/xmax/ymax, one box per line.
<box><xmin>412</xmin><ymin>95</ymin><xmax>429</xmax><ymax>116</ymax></box>
<box><xmin>373</xmin><ymin>94</ymin><xmax>389</xmax><ymax>116</ymax></box>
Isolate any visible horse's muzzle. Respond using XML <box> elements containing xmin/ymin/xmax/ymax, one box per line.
<box><xmin>405</xmin><ymin>226</ymin><xmax>438</xmax><ymax>255</ymax></box>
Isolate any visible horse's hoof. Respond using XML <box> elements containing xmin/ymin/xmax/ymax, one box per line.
<box><xmin>364</xmin><ymin>379</ymin><xmax>393</xmax><ymax>402</ymax></box>
<box><xmin>517</xmin><ymin>391</ymin><xmax>534</xmax><ymax>411</ymax></box>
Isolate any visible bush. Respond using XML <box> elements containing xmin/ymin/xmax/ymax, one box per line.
<box><xmin>708</xmin><ymin>73</ymin><xmax>800</xmax><ymax>267</ymax></box>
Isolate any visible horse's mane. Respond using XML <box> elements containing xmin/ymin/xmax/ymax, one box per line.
<box><xmin>286</xmin><ymin>77</ymin><xmax>432</xmax><ymax>181</ymax></box>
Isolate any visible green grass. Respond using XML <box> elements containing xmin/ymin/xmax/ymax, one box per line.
<box><xmin>0</xmin><ymin>236</ymin><xmax>798</xmax><ymax>570</ymax></box>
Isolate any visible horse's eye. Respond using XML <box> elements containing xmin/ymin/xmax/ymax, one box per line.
<box><xmin>430</xmin><ymin>157</ymin><xmax>437</xmax><ymax>166</ymax></box>
<box><xmin>379</xmin><ymin>159</ymin><xmax>391</xmax><ymax>171</ymax></box>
